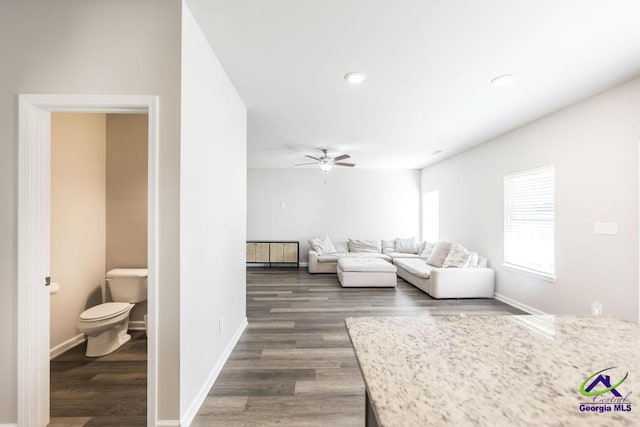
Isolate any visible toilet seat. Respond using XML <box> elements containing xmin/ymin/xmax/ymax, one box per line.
<box><xmin>80</xmin><ymin>302</ymin><xmax>131</xmax><ymax>321</ymax></box>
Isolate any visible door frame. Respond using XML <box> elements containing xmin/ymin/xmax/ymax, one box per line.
<box><xmin>17</xmin><ymin>94</ymin><xmax>159</xmax><ymax>426</ymax></box>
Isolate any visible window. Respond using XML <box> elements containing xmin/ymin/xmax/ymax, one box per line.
<box><xmin>504</xmin><ymin>165</ymin><xmax>555</xmax><ymax>280</ymax></box>
<box><xmin>421</xmin><ymin>190</ymin><xmax>439</xmax><ymax>242</ymax></box>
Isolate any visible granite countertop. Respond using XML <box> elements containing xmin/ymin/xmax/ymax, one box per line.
<box><xmin>345</xmin><ymin>315</ymin><xmax>640</xmax><ymax>426</ymax></box>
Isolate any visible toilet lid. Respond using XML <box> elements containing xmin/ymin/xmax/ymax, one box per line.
<box><xmin>80</xmin><ymin>302</ymin><xmax>131</xmax><ymax>321</ymax></box>
<box><xmin>106</xmin><ymin>268</ymin><xmax>148</xmax><ymax>278</ymax></box>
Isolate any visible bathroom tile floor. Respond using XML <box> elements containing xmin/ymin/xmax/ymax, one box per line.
<box><xmin>49</xmin><ymin>330</ymin><xmax>146</xmax><ymax>427</ymax></box>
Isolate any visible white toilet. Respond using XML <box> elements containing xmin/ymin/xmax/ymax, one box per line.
<box><xmin>77</xmin><ymin>268</ymin><xmax>148</xmax><ymax>357</ymax></box>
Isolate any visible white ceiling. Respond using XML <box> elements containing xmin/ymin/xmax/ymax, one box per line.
<box><xmin>186</xmin><ymin>0</ymin><xmax>640</xmax><ymax>169</ymax></box>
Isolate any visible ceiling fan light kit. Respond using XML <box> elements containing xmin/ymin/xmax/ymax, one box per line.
<box><xmin>344</xmin><ymin>71</ymin><xmax>367</xmax><ymax>84</ymax></box>
<box><xmin>295</xmin><ymin>149</ymin><xmax>356</xmax><ymax>172</ymax></box>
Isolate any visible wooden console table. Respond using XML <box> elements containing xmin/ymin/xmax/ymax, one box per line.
<box><xmin>246</xmin><ymin>241</ymin><xmax>299</xmax><ymax>268</ymax></box>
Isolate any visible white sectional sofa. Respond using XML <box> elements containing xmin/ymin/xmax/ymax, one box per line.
<box><xmin>307</xmin><ymin>236</ymin><xmax>495</xmax><ymax>299</ymax></box>
<box><xmin>308</xmin><ymin>238</ymin><xmax>415</xmax><ymax>273</ymax></box>
<box><xmin>393</xmin><ymin>257</ymin><xmax>494</xmax><ymax>299</ymax></box>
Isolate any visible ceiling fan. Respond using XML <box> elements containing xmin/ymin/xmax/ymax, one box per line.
<box><xmin>295</xmin><ymin>149</ymin><xmax>356</xmax><ymax>172</ymax></box>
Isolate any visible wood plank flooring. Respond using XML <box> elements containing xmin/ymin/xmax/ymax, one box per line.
<box><xmin>49</xmin><ymin>331</ymin><xmax>147</xmax><ymax>427</ymax></box>
<box><xmin>192</xmin><ymin>268</ymin><xmax>525</xmax><ymax>426</ymax></box>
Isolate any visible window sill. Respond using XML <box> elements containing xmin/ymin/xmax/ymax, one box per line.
<box><xmin>501</xmin><ymin>263</ymin><xmax>556</xmax><ymax>283</ymax></box>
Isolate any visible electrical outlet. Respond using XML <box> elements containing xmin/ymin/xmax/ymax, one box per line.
<box><xmin>219</xmin><ymin>318</ymin><xmax>224</xmax><ymax>334</ymax></box>
<box><xmin>593</xmin><ymin>222</ymin><xmax>618</xmax><ymax>235</ymax></box>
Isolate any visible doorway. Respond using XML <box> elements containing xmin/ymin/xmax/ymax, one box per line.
<box><xmin>17</xmin><ymin>95</ymin><xmax>159</xmax><ymax>427</ymax></box>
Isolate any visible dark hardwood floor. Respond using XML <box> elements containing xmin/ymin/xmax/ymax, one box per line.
<box><xmin>49</xmin><ymin>331</ymin><xmax>147</xmax><ymax>427</ymax></box>
<box><xmin>48</xmin><ymin>268</ymin><xmax>524</xmax><ymax>427</ymax></box>
<box><xmin>192</xmin><ymin>268</ymin><xmax>525</xmax><ymax>426</ymax></box>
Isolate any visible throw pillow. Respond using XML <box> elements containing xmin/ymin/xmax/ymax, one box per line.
<box><xmin>467</xmin><ymin>252</ymin><xmax>479</xmax><ymax>268</ymax></box>
<box><xmin>420</xmin><ymin>241</ymin><xmax>435</xmax><ymax>259</ymax></box>
<box><xmin>443</xmin><ymin>243</ymin><xmax>472</xmax><ymax>268</ymax></box>
<box><xmin>333</xmin><ymin>241</ymin><xmax>349</xmax><ymax>253</ymax></box>
<box><xmin>425</xmin><ymin>241</ymin><xmax>452</xmax><ymax>267</ymax></box>
<box><xmin>381</xmin><ymin>239</ymin><xmax>396</xmax><ymax>254</ymax></box>
<box><xmin>417</xmin><ymin>241</ymin><xmax>427</xmax><ymax>253</ymax></box>
<box><xmin>348</xmin><ymin>238</ymin><xmax>382</xmax><ymax>253</ymax></box>
<box><xmin>396</xmin><ymin>237</ymin><xmax>417</xmax><ymax>253</ymax></box>
<box><xmin>308</xmin><ymin>236</ymin><xmax>337</xmax><ymax>256</ymax></box>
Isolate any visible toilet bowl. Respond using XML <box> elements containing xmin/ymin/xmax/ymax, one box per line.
<box><xmin>78</xmin><ymin>302</ymin><xmax>134</xmax><ymax>357</ymax></box>
<box><xmin>77</xmin><ymin>268</ymin><xmax>147</xmax><ymax>357</ymax></box>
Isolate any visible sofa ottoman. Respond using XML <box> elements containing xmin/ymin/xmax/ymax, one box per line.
<box><xmin>337</xmin><ymin>258</ymin><xmax>397</xmax><ymax>288</ymax></box>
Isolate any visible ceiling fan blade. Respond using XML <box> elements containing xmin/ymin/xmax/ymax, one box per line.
<box><xmin>335</xmin><ymin>162</ymin><xmax>356</xmax><ymax>167</ymax></box>
<box><xmin>295</xmin><ymin>162</ymin><xmax>319</xmax><ymax>166</ymax></box>
<box><xmin>305</xmin><ymin>155</ymin><xmax>320</xmax><ymax>161</ymax></box>
<box><xmin>333</xmin><ymin>154</ymin><xmax>351</xmax><ymax>161</ymax></box>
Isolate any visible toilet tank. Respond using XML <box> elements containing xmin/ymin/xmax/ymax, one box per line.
<box><xmin>106</xmin><ymin>268</ymin><xmax>148</xmax><ymax>303</ymax></box>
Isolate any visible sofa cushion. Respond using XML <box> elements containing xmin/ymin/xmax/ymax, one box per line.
<box><xmin>348</xmin><ymin>238</ymin><xmax>381</xmax><ymax>253</ymax></box>
<box><xmin>417</xmin><ymin>240</ymin><xmax>427</xmax><ymax>253</ymax></box>
<box><xmin>420</xmin><ymin>241</ymin><xmax>435</xmax><ymax>259</ymax></box>
<box><xmin>425</xmin><ymin>241</ymin><xmax>452</xmax><ymax>268</ymax></box>
<box><xmin>443</xmin><ymin>243</ymin><xmax>472</xmax><ymax>268</ymax></box>
<box><xmin>333</xmin><ymin>241</ymin><xmax>349</xmax><ymax>253</ymax></box>
<box><xmin>338</xmin><ymin>257</ymin><xmax>396</xmax><ymax>273</ymax></box>
<box><xmin>394</xmin><ymin>258</ymin><xmax>435</xmax><ymax>279</ymax></box>
<box><xmin>381</xmin><ymin>239</ymin><xmax>396</xmax><ymax>254</ymax></box>
<box><xmin>317</xmin><ymin>252</ymin><xmax>391</xmax><ymax>262</ymax></box>
<box><xmin>348</xmin><ymin>253</ymin><xmax>392</xmax><ymax>261</ymax></box>
<box><xmin>467</xmin><ymin>252</ymin><xmax>479</xmax><ymax>268</ymax></box>
<box><xmin>308</xmin><ymin>236</ymin><xmax>336</xmax><ymax>255</ymax></box>
<box><xmin>396</xmin><ymin>237</ymin><xmax>417</xmax><ymax>253</ymax></box>
<box><xmin>316</xmin><ymin>253</ymin><xmax>341</xmax><ymax>262</ymax></box>
<box><xmin>386</xmin><ymin>252</ymin><xmax>421</xmax><ymax>259</ymax></box>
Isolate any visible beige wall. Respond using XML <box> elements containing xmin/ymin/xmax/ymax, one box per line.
<box><xmin>421</xmin><ymin>76</ymin><xmax>640</xmax><ymax>322</ymax></box>
<box><xmin>106</xmin><ymin>114</ymin><xmax>148</xmax><ymax>271</ymax></box>
<box><xmin>0</xmin><ymin>0</ymin><xmax>182</xmax><ymax>421</ymax></box>
<box><xmin>50</xmin><ymin>113</ymin><xmax>107</xmax><ymax>350</ymax></box>
<box><xmin>106</xmin><ymin>113</ymin><xmax>148</xmax><ymax>322</ymax></box>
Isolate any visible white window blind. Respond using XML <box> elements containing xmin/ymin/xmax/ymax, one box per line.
<box><xmin>504</xmin><ymin>165</ymin><xmax>555</xmax><ymax>280</ymax></box>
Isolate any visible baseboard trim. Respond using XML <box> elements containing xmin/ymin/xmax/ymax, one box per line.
<box><xmin>180</xmin><ymin>317</ymin><xmax>248</xmax><ymax>427</ymax></box>
<box><xmin>0</xmin><ymin>423</ymin><xmax>19</xmax><ymax>427</ymax></box>
<box><xmin>494</xmin><ymin>292</ymin><xmax>547</xmax><ymax>315</ymax></box>
<box><xmin>50</xmin><ymin>333</ymin><xmax>86</xmax><ymax>359</ymax></box>
<box><xmin>156</xmin><ymin>420</ymin><xmax>180</xmax><ymax>427</ymax></box>
<box><xmin>128</xmin><ymin>320</ymin><xmax>146</xmax><ymax>331</ymax></box>
<box><xmin>299</xmin><ymin>262</ymin><xmax>309</xmax><ymax>267</ymax></box>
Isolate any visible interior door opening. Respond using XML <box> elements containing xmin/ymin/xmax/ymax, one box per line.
<box><xmin>18</xmin><ymin>95</ymin><xmax>159</xmax><ymax>427</ymax></box>
<box><xmin>49</xmin><ymin>112</ymin><xmax>149</xmax><ymax>424</ymax></box>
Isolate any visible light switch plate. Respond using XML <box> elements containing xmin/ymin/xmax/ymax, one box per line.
<box><xmin>593</xmin><ymin>222</ymin><xmax>618</xmax><ymax>235</ymax></box>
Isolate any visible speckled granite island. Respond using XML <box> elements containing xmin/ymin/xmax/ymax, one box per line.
<box><xmin>345</xmin><ymin>315</ymin><xmax>639</xmax><ymax>427</ymax></box>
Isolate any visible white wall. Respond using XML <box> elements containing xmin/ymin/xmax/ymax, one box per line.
<box><xmin>0</xmin><ymin>0</ymin><xmax>182</xmax><ymax>422</ymax></box>
<box><xmin>50</xmin><ymin>113</ymin><xmax>106</xmax><ymax>350</ymax></box>
<box><xmin>421</xmin><ymin>77</ymin><xmax>640</xmax><ymax>322</ymax></box>
<box><xmin>180</xmin><ymin>2</ymin><xmax>247</xmax><ymax>423</ymax></box>
<box><xmin>248</xmin><ymin>168</ymin><xmax>421</xmax><ymax>261</ymax></box>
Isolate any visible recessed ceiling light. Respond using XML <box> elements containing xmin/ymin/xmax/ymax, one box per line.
<box><xmin>491</xmin><ymin>74</ymin><xmax>514</xmax><ymax>87</ymax></box>
<box><xmin>345</xmin><ymin>72</ymin><xmax>367</xmax><ymax>84</ymax></box>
